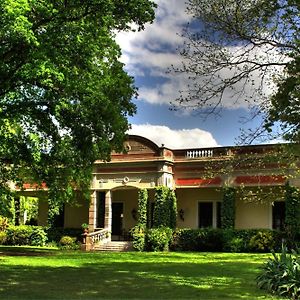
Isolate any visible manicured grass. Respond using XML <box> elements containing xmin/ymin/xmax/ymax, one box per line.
<box><xmin>0</xmin><ymin>247</ymin><xmax>285</xmax><ymax>299</ymax></box>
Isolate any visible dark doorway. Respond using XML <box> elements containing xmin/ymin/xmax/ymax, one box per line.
<box><xmin>97</xmin><ymin>192</ymin><xmax>105</xmax><ymax>228</ymax></box>
<box><xmin>272</xmin><ymin>201</ymin><xmax>285</xmax><ymax>230</ymax></box>
<box><xmin>198</xmin><ymin>202</ymin><xmax>213</xmax><ymax>228</ymax></box>
<box><xmin>112</xmin><ymin>202</ymin><xmax>123</xmax><ymax>236</ymax></box>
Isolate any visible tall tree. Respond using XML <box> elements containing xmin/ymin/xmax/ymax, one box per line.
<box><xmin>173</xmin><ymin>0</ymin><xmax>299</xmax><ymax>143</ymax></box>
<box><xmin>0</xmin><ymin>0</ymin><xmax>156</xmax><ymax>203</ymax></box>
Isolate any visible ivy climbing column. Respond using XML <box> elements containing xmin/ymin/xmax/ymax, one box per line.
<box><xmin>221</xmin><ymin>186</ymin><xmax>236</xmax><ymax>229</ymax></box>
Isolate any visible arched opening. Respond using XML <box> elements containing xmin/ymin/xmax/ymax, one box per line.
<box><xmin>110</xmin><ymin>186</ymin><xmax>139</xmax><ymax>241</ymax></box>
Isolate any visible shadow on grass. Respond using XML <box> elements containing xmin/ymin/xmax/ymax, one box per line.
<box><xmin>0</xmin><ymin>251</ymin><xmax>283</xmax><ymax>300</ymax></box>
<box><xmin>0</xmin><ymin>246</ymin><xmax>57</xmax><ymax>256</ymax></box>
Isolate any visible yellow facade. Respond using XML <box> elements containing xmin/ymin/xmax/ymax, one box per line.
<box><xmin>25</xmin><ymin>136</ymin><xmax>299</xmax><ymax>234</ymax></box>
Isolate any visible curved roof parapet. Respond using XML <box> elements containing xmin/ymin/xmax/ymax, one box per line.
<box><xmin>112</xmin><ymin>135</ymin><xmax>161</xmax><ymax>156</ymax></box>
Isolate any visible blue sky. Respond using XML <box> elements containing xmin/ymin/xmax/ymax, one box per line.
<box><xmin>116</xmin><ymin>0</ymin><xmax>266</xmax><ymax>149</ymax></box>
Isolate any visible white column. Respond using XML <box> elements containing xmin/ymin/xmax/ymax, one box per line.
<box><xmin>88</xmin><ymin>191</ymin><xmax>97</xmax><ymax>231</ymax></box>
<box><xmin>104</xmin><ymin>190</ymin><xmax>112</xmax><ymax>230</ymax></box>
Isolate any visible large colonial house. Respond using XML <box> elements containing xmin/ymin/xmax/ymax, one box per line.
<box><xmin>17</xmin><ymin>135</ymin><xmax>300</xmax><ymax>246</ymax></box>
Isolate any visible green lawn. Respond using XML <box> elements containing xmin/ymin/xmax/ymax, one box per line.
<box><xmin>0</xmin><ymin>247</ymin><xmax>285</xmax><ymax>299</ymax></box>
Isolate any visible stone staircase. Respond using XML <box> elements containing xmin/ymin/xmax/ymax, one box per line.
<box><xmin>93</xmin><ymin>241</ymin><xmax>133</xmax><ymax>252</ymax></box>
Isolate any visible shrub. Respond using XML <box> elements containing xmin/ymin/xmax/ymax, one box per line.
<box><xmin>5</xmin><ymin>225</ymin><xmax>48</xmax><ymax>246</ymax></box>
<box><xmin>0</xmin><ymin>231</ymin><xmax>7</xmax><ymax>244</ymax></box>
<box><xmin>45</xmin><ymin>227</ymin><xmax>82</xmax><ymax>243</ymax></box>
<box><xmin>0</xmin><ymin>216</ymin><xmax>9</xmax><ymax>231</ymax></box>
<box><xmin>6</xmin><ymin>225</ymin><xmax>34</xmax><ymax>245</ymax></box>
<box><xmin>59</xmin><ymin>235</ymin><xmax>79</xmax><ymax>250</ymax></box>
<box><xmin>171</xmin><ymin>229</ymin><xmax>199</xmax><ymax>251</ymax></box>
<box><xmin>30</xmin><ymin>227</ymin><xmax>48</xmax><ymax>246</ymax></box>
<box><xmin>257</xmin><ymin>245</ymin><xmax>300</xmax><ymax>300</ymax></box>
<box><xmin>130</xmin><ymin>225</ymin><xmax>146</xmax><ymax>252</ymax></box>
<box><xmin>171</xmin><ymin>228</ymin><xmax>285</xmax><ymax>253</ymax></box>
<box><xmin>146</xmin><ymin>227</ymin><xmax>173</xmax><ymax>252</ymax></box>
<box><xmin>249</xmin><ymin>231</ymin><xmax>276</xmax><ymax>252</ymax></box>
<box><xmin>197</xmin><ymin>228</ymin><xmax>224</xmax><ymax>251</ymax></box>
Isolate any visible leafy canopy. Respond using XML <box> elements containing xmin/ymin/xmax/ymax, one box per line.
<box><xmin>0</xmin><ymin>0</ymin><xmax>156</xmax><ymax>203</ymax></box>
<box><xmin>173</xmin><ymin>0</ymin><xmax>299</xmax><ymax>143</ymax></box>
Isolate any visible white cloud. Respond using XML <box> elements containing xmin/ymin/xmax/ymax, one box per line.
<box><xmin>128</xmin><ymin>124</ymin><xmax>219</xmax><ymax>149</ymax></box>
<box><xmin>115</xmin><ymin>0</ymin><xmax>287</xmax><ymax>113</ymax></box>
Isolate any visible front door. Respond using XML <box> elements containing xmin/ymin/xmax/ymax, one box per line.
<box><xmin>112</xmin><ymin>202</ymin><xmax>123</xmax><ymax>236</ymax></box>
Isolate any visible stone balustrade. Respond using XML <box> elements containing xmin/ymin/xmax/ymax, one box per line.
<box><xmin>82</xmin><ymin>228</ymin><xmax>111</xmax><ymax>251</ymax></box>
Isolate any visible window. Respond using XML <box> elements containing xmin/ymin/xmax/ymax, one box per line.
<box><xmin>52</xmin><ymin>205</ymin><xmax>65</xmax><ymax>227</ymax></box>
<box><xmin>272</xmin><ymin>201</ymin><xmax>285</xmax><ymax>230</ymax></box>
<box><xmin>97</xmin><ymin>192</ymin><xmax>105</xmax><ymax>228</ymax></box>
<box><xmin>198</xmin><ymin>201</ymin><xmax>221</xmax><ymax>228</ymax></box>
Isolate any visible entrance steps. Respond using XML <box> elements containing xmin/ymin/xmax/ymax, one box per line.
<box><xmin>94</xmin><ymin>241</ymin><xmax>133</xmax><ymax>252</ymax></box>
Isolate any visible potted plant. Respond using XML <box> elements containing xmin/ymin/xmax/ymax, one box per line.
<box><xmin>81</xmin><ymin>223</ymin><xmax>89</xmax><ymax>234</ymax></box>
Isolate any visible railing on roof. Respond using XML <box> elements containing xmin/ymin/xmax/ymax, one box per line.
<box><xmin>173</xmin><ymin>144</ymin><xmax>279</xmax><ymax>160</ymax></box>
<box><xmin>186</xmin><ymin>149</ymin><xmax>214</xmax><ymax>158</ymax></box>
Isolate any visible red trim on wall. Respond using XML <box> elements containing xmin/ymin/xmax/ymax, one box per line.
<box><xmin>176</xmin><ymin>177</ymin><xmax>222</xmax><ymax>186</ymax></box>
<box><xmin>235</xmin><ymin>175</ymin><xmax>286</xmax><ymax>185</ymax></box>
<box><xmin>19</xmin><ymin>182</ymin><xmax>47</xmax><ymax>190</ymax></box>
<box><xmin>97</xmin><ymin>166</ymin><xmax>157</xmax><ymax>173</ymax></box>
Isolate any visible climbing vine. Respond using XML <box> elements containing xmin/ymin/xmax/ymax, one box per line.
<box><xmin>137</xmin><ymin>189</ymin><xmax>148</xmax><ymax>227</ymax></box>
<box><xmin>153</xmin><ymin>187</ymin><xmax>177</xmax><ymax>228</ymax></box>
<box><xmin>221</xmin><ymin>187</ymin><xmax>236</xmax><ymax>229</ymax></box>
<box><xmin>285</xmin><ymin>183</ymin><xmax>300</xmax><ymax>233</ymax></box>
<box><xmin>168</xmin><ymin>189</ymin><xmax>177</xmax><ymax>230</ymax></box>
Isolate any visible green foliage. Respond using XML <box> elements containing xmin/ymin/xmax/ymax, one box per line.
<box><xmin>171</xmin><ymin>228</ymin><xmax>224</xmax><ymax>252</ymax></box>
<box><xmin>171</xmin><ymin>228</ymin><xmax>199</xmax><ymax>251</ymax></box>
<box><xmin>81</xmin><ymin>223</ymin><xmax>89</xmax><ymax>230</ymax></box>
<box><xmin>5</xmin><ymin>225</ymin><xmax>46</xmax><ymax>246</ymax></box>
<box><xmin>221</xmin><ymin>187</ymin><xmax>235</xmax><ymax>229</ymax></box>
<box><xmin>6</xmin><ymin>225</ymin><xmax>33</xmax><ymax>245</ymax></box>
<box><xmin>0</xmin><ymin>216</ymin><xmax>9</xmax><ymax>231</ymax></box>
<box><xmin>59</xmin><ymin>235</ymin><xmax>79</xmax><ymax>250</ymax></box>
<box><xmin>153</xmin><ymin>187</ymin><xmax>177</xmax><ymax>229</ymax></box>
<box><xmin>45</xmin><ymin>227</ymin><xmax>82</xmax><ymax>243</ymax></box>
<box><xmin>0</xmin><ymin>192</ymin><xmax>15</xmax><ymax>223</ymax></box>
<box><xmin>130</xmin><ymin>224</ymin><xmax>146</xmax><ymax>252</ymax></box>
<box><xmin>171</xmin><ymin>228</ymin><xmax>284</xmax><ymax>253</ymax></box>
<box><xmin>145</xmin><ymin>227</ymin><xmax>173</xmax><ymax>252</ymax></box>
<box><xmin>197</xmin><ymin>228</ymin><xmax>225</xmax><ymax>251</ymax></box>
<box><xmin>59</xmin><ymin>235</ymin><xmax>76</xmax><ymax>246</ymax></box>
<box><xmin>20</xmin><ymin>196</ymin><xmax>38</xmax><ymax>225</ymax></box>
<box><xmin>137</xmin><ymin>189</ymin><xmax>148</xmax><ymax>227</ymax></box>
<box><xmin>153</xmin><ymin>186</ymin><xmax>170</xmax><ymax>228</ymax></box>
<box><xmin>257</xmin><ymin>245</ymin><xmax>300</xmax><ymax>300</ymax></box>
<box><xmin>249</xmin><ymin>231</ymin><xmax>276</xmax><ymax>252</ymax></box>
<box><xmin>175</xmin><ymin>0</ymin><xmax>299</xmax><ymax>143</ymax></box>
<box><xmin>168</xmin><ymin>189</ymin><xmax>177</xmax><ymax>230</ymax></box>
<box><xmin>285</xmin><ymin>183</ymin><xmax>300</xmax><ymax>234</ymax></box>
<box><xmin>227</xmin><ymin>237</ymin><xmax>245</xmax><ymax>253</ymax></box>
<box><xmin>0</xmin><ymin>231</ymin><xmax>7</xmax><ymax>244</ymax></box>
<box><xmin>30</xmin><ymin>227</ymin><xmax>47</xmax><ymax>246</ymax></box>
<box><xmin>0</xmin><ymin>0</ymin><xmax>156</xmax><ymax>204</ymax></box>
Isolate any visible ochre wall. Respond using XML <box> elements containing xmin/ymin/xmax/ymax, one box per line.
<box><xmin>176</xmin><ymin>188</ymin><xmax>222</xmax><ymax>229</ymax></box>
<box><xmin>38</xmin><ymin>199</ymin><xmax>48</xmax><ymax>226</ymax></box>
<box><xmin>176</xmin><ymin>187</ymin><xmax>276</xmax><ymax>229</ymax></box>
<box><xmin>235</xmin><ymin>199</ymin><xmax>271</xmax><ymax>229</ymax></box>
<box><xmin>38</xmin><ymin>196</ymin><xmax>89</xmax><ymax>228</ymax></box>
<box><xmin>64</xmin><ymin>196</ymin><xmax>89</xmax><ymax>228</ymax></box>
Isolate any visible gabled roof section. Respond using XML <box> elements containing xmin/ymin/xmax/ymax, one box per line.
<box><xmin>111</xmin><ymin>135</ymin><xmax>161</xmax><ymax>159</ymax></box>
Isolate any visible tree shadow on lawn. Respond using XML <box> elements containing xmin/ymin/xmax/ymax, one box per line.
<box><xmin>0</xmin><ymin>254</ymin><xmax>283</xmax><ymax>300</ymax></box>
<box><xmin>0</xmin><ymin>246</ymin><xmax>57</xmax><ymax>257</ymax></box>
